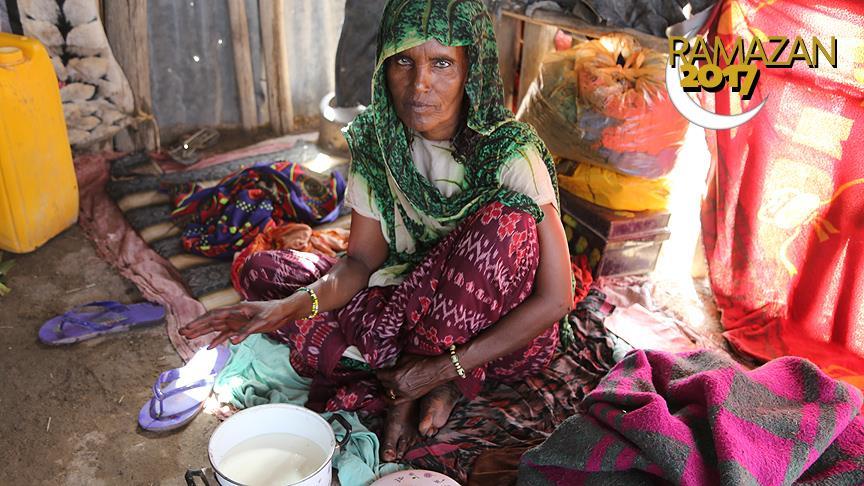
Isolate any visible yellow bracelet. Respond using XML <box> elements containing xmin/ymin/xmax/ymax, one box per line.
<box><xmin>296</xmin><ymin>287</ymin><xmax>319</xmax><ymax>320</ymax></box>
<box><xmin>449</xmin><ymin>345</ymin><xmax>467</xmax><ymax>379</ymax></box>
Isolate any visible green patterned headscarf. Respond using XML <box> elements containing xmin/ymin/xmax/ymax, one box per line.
<box><xmin>345</xmin><ymin>0</ymin><xmax>559</xmax><ymax>269</ymax></box>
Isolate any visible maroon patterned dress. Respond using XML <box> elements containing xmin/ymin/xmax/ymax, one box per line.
<box><xmin>236</xmin><ymin>202</ymin><xmax>559</xmax><ymax>412</ymax></box>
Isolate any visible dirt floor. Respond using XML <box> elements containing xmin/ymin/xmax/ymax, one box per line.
<box><xmin>0</xmin><ymin>226</ymin><xmax>216</xmax><ymax>485</ymax></box>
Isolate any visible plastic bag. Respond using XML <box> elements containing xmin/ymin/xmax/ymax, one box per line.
<box><xmin>557</xmin><ymin>161</ymin><xmax>670</xmax><ymax>212</ymax></box>
<box><xmin>518</xmin><ymin>34</ymin><xmax>689</xmax><ymax>179</ymax></box>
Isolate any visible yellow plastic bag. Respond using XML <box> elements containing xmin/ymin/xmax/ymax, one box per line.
<box><xmin>558</xmin><ymin>162</ymin><xmax>670</xmax><ymax>212</ymax></box>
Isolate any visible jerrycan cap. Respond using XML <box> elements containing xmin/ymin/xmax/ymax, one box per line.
<box><xmin>0</xmin><ymin>46</ymin><xmax>25</xmax><ymax>66</ymax></box>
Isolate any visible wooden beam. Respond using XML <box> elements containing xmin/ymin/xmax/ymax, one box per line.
<box><xmin>228</xmin><ymin>0</ymin><xmax>257</xmax><ymax>131</ymax></box>
<box><xmin>258</xmin><ymin>0</ymin><xmax>282</xmax><ymax>133</ymax></box>
<box><xmin>517</xmin><ymin>22</ymin><xmax>557</xmax><ymax>109</ymax></box>
<box><xmin>104</xmin><ymin>0</ymin><xmax>159</xmax><ymax>150</ymax></box>
<box><xmin>272</xmin><ymin>0</ymin><xmax>294</xmax><ymax>133</ymax></box>
<box><xmin>502</xmin><ymin>9</ymin><xmax>667</xmax><ymax>53</ymax></box>
<box><xmin>493</xmin><ymin>13</ymin><xmax>520</xmax><ymax>112</ymax></box>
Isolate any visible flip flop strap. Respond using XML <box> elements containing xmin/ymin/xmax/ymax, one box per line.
<box><xmin>149</xmin><ymin>392</ymin><xmax>206</xmax><ymax>420</ymax></box>
<box><xmin>58</xmin><ymin>301</ymin><xmax>131</xmax><ymax>332</ymax></box>
<box><xmin>149</xmin><ymin>369</ymin><xmax>213</xmax><ymax>418</ymax></box>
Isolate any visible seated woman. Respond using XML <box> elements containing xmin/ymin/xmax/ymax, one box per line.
<box><xmin>181</xmin><ymin>0</ymin><xmax>572</xmax><ymax>462</ymax></box>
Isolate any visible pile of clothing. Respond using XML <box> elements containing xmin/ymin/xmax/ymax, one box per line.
<box><xmin>171</xmin><ymin>161</ymin><xmax>346</xmax><ymax>260</ymax></box>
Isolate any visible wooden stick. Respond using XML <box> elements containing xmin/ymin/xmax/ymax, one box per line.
<box><xmin>228</xmin><ymin>0</ymin><xmax>257</xmax><ymax>131</ymax></box>
<box><xmin>517</xmin><ymin>22</ymin><xmax>557</xmax><ymax>109</ymax></box>
<box><xmin>273</xmin><ymin>0</ymin><xmax>294</xmax><ymax>133</ymax></box>
<box><xmin>258</xmin><ymin>0</ymin><xmax>282</xmax><ymax>133</ymax></box>
<box><xmin>104</xmin><ymin>0</ymin><xmax>160</xmax><ymax>150</ymax></box>
<box><xmin>493</xmin><ymin>14</ymin><xmax>520</xmax><ymax>112</ymax></box>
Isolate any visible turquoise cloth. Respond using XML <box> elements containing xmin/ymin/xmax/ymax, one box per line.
<box><xmin>213</xmin><ymin>335</ymin><xmax>403</xmax><ymax>485</ymax></box>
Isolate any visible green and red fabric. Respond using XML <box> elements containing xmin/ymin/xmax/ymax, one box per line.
<box><xmin>171</xmin><ymin>162</ymin><xmax>345</xmax><ymax>259</ymax></box>
<box><xmin>344</xmin><ymin>0</ymin><xmax>560</xmax><ymax>270</ymax></box>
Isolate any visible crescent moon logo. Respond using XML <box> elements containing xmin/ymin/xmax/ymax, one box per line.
<box><xmin>665</xmin><ymin>60</ymin><xmax>768</xmax><ymax>130</ymax></box>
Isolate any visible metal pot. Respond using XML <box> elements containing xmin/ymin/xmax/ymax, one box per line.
<box><xmin>186</xmin><ymin>404</ymin><xmax>352</xmax><ymax>486</ymax></box>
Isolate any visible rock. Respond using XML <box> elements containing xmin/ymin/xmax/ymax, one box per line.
<box><xmin>95</xmin><ymin>79</ymin><xmax>120</xmax><ymax>102</ymax></box>
<box><xmin>68</xmin><ymin>128</ymin><xmax>90</xmax><ymax>146</ymax></box>
<box><xmin>67</xmin><ymin>112</ymin><xmax>101</xmax><ymax>132</ymax></box>
<box><xmin>105</xmin><ymin>62</ymin><xmax>134</xmax><ymax>112</ymax></box>
<box><xmin>113</xmin><ymin>129</ymin><xmax>136</xmax><ymax>152</ymax></box>
<box><xmin>76</xmin><ymin>100</ymin><xmax>104</xmax><ymax>116</ymax></box>
<box><xmin>20</xmin><ymin>18</ymin><xmax>63</xmax><ymax>47</ymax></box>
<box><xmin>76</xmin><ymin>116</ymin><xmax>101</xmax><ymax>131</ymax></box>
<box><xmin>68</xmin><ymin>57</ymin><xmax>109</xmax><ymax>81</ymax></box>
<box><xmin>89</xmin><ymin>124</ymin><xmax>122</xmax><ymax>142</ymax></box>
<box><xmin>60</xmin><ymin>83</ymin><xmax>96</xmax><ymax>102</ymax></box>
<box><xmin>66</xmin><ymin>21</ymin><xmax>108</xmax><ymax>52</ymax></box>
<box><xmin>63</xmin><ymin>104</ymin><xmax>81</xmax><ymax>120</ymax></box>
<box><xmin>101</xmin><ymin>108</ymin><xmax>128</xmax><ymax>126</ymax></box>
<box><xmin>63</xmin><ymin>0</ymin><xmax>99</xmax><ymax>26</ymax></box>
<box><xmin>18</xmin><ymin>0</ymin><xmax>59</xmax><ymax>22</ymax></box>
<box><xmin>51</xmin><ymin>56</ymin><xmax>68</xmax><ymax>82</ymax></box>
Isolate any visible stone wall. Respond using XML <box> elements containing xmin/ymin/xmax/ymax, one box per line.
<box><xmin>18</xmin><ymin>0</ymin><xmax>133</xmax><ymax>147</ymax></box>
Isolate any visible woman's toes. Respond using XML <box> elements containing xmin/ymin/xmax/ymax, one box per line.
<box><xmin>381</xmin><ymin>400</ymin><xmax>419</xmax><ymax>462</ymax></box>
<box><xmin>418</xmin><ymin>413</ymin><xmax>435</xmax><ymax>437</ymax></box>
<box><xmin>418</xmin><ymin>383</ymin><xmax>460</xmax><ymax>438</ymax></box>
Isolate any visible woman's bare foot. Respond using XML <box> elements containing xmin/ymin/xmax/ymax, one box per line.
<box><xmin>381</xmin><ymin>399</ymin><xmax>419</xmax><ymax>462</ymax></box>
<box><xmin>418</xmin><ymin>382</ymin><xmax>460</xmax><ymax>438</ymax></box>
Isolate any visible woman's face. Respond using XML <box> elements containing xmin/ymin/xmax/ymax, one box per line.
<box><xmin>386</xmin><ymin>39</ymin><xmax>468</xmax><ymax>141</ymax></box>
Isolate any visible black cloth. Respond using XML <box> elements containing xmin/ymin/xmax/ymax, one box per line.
<box><xmin>2</xmin><ymin>0</ymin><xmax>22</xmax><ymax>34</ymax></box>
<box><xmin>490</xmin><ymin>0</ymin><xmax>718</xmax><ymax>38</ymax></box>
<box><xmin>333</xmin><ymin>0</ymin><xmax>388</xmax><ymax>108</ymax></box>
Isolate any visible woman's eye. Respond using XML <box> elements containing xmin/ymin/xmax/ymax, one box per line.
<box><xmin>434</xmin><ymin>60</ymin><xmax>452</xmax><ymax>68</ymax></box>
<box><xmin>396</xmin><ymin>56</ymin><xmax>412</xmax><ymax>66</ymax></box>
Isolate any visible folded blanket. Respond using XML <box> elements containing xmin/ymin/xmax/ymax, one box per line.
<box><xmin>519</xmin><ymin>350</ymin><xmax>864</xmax><ymax>486</ymax></box>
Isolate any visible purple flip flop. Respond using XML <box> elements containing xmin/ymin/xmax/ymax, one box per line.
<box><xmin>38</xmin><ymin>301</ymin><xmax>166</xmax><ymax>345</ymax></box>
<box><xmin>138</xmin><ymin>345</ymin><xmax>231</xmax><ymax>432</ymax></box>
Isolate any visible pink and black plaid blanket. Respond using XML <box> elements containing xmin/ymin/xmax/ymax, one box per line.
<box><xmin>519</xmin><ymin>350</ymin><xmax>864</xmax><ymax>485</ymax></box>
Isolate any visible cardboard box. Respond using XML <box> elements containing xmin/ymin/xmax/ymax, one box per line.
<box><xmin>560</xmin><ymin>188</ymin><xmax>670</xmax><ymax>277</ymax></box>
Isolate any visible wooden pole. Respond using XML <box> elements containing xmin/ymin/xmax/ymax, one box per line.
<box><xmin>493</xmin><ymin>14</ymin><xmax>520</xmax><ymax>112</ymax></box>
<box><xmin>104</xmin><ymin>0</ymin><xmax>159</xmax><ymax>150</ymax></box>
<box><xmin>517</xmin><ymin>22</ymin><xmax>557</xmax><ymax>109</ymax></box>
<box><xmin>273</xmin><ymin>0</ymin><xmax>294</xmax><ymax>133</ymax></box>
<box><xmin>258</xmin><ymin>0</ymin><xmax>282</xmax><ymax>133</ymax></box>
<box><xmin>228</xmin><ymin>0</ymin><xmax>257</xmax><ymax>131</ymax></box>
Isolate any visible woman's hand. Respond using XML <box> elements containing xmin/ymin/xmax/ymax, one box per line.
<box><xmin>179</xmin><ymin>297</ymin><xmax>306</xmax><ymax>348</ymax></box>
<box><xmin>376</xmin><ymin>353</ymin><xmax>455</xmax><ymax>404</ymax></box>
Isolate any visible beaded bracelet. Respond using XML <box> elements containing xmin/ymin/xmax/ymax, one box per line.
<box><xmin>449</xmin><ymin>344</ymin><xmax>467</xmax><ymax>379</ymax></box>
<box><xmin>296</xmin><ymin>287</ymin><xmax>319</xmax><ymax>320</ymax></box>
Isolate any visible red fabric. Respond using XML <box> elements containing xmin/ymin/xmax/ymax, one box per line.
<box><xmin>571</xmin><ymin>254</ymin><xmax>593</xmax><ymax>306</ymax></box>
<box><xmin>702</xmin><ymin>0</ymin><xmax>864</xmax><ymax>390</ymax></box>
<box><xmin>230</xmin><ymin>223</ymin><xmax>349</xmax><ymax>292</ymax></box>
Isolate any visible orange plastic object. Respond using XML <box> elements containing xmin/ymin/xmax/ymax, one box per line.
<box><xmin>0</xmin><ymin>33</ymin><xmax>78</xmax><ymax>253</ymax></box>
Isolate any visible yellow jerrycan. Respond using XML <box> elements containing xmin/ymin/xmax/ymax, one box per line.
<box><xmin>0</xmin><ymin>33</ymin><xmax>78</xmax><ymax>253</ymax></box>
